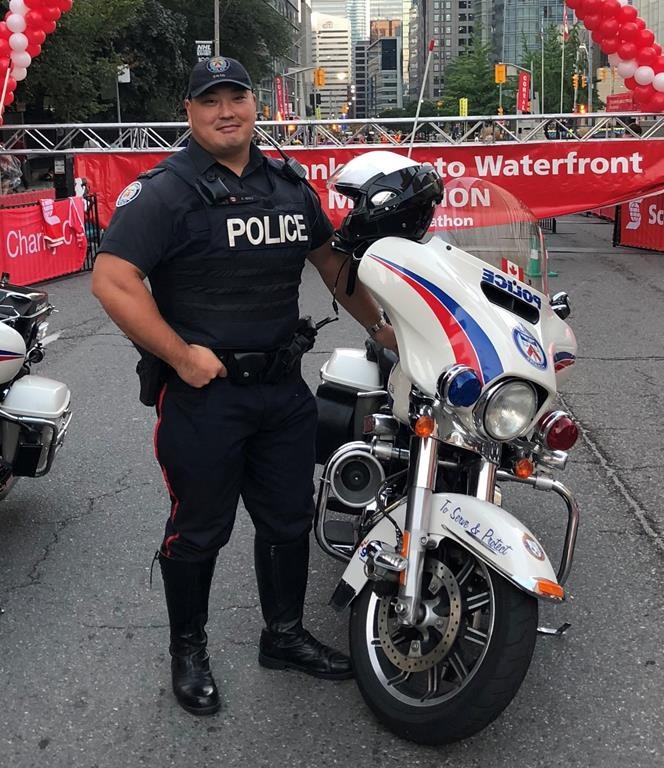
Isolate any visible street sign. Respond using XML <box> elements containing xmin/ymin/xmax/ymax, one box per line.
<box><xmin>459</xmin><ymin>97</ymin><xmax>468</xmax><ymax>117</ymax></box>
<box><xmin>195</xmin><ymin>40</ymin><xmax>213</xmax><ymax>62</ymax></box>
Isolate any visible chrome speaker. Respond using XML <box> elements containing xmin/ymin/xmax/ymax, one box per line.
<box><xmin>328</xmin><ymin>445</ymin><xmax>385</xmax><ymax>508</ymax></box>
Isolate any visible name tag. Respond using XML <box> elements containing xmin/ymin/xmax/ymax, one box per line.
<box><xmin>226</xmin><ymin>214</ymin><xmax>309</xmax><ymax>248</ymax></box>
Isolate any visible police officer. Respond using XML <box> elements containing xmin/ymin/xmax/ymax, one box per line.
<box><xmin>91</xmin><ymin>56</ymin><xmax>396</xmax><ymax>716</ymax></box>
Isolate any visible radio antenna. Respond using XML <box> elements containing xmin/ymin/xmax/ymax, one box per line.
<box><xmin>408</xmin><ymin>39</ymin><xmax>436</xmax><ymax>159</ymax></box>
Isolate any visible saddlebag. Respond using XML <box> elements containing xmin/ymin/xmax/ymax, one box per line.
<box><xmin>315</xmin><ymin>346</ymin><xmax>392</xmax><ymax>465</ymax></box>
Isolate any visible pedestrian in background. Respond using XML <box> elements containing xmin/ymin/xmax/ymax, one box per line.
<box><xmin>91</xmin><ymin>56</ymin><xmax>396</xmax><ymax>716</ymax></box>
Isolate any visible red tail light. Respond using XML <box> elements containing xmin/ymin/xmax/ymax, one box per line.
<box><xmin>537</xmin><ymin>411</ymin><xmax>579</xmax><ymax>451</ymax></box>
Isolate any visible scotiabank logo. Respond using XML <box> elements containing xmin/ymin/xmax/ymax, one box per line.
<box><xmin>625</xmin><ymin>199</ymin><xmax>643</xmax><ymax>231</ymax></box>
<box><xmin>6</xmin><ymin>220</ymin><xmax>76</xmax><ymax>259</ymax></box>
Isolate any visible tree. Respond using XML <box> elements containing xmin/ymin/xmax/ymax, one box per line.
<box><xmin>20</xmin><ymin>0</ymin><xmax>144</xmax><ymax>122</ymax></box>
<box><xmin>439</xmin><ymin>34</ymin><xmax>498</xmax><ymax>117</ymax></box>
<box><xmin>116</xmin><ymin>0</ymin><xmax>189</xmax><ymax>121</ymax></box>
<box><xmin>160</xmin><ymin>0</ymin><xmax>293</xmax><ymax>84</ymax></box>
<box><xmin>522</xmin><ymin>23</ymin><xmax>584</xmax><ymax>114</ymax></box>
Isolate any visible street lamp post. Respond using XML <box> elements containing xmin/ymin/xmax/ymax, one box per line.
<box><xmin>214</xmin><ymin>0</ymin><xmax>220</xmax><ymax>56</ymax></box>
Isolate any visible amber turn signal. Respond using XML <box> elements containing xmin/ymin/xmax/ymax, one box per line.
<box><xmin>534</xmin><ymin>578</ymin><xmax>565</xmax><ymax>600</ymax></box>
<box><xmin>414</xmin><ymin>415</ymin><xmax>435</xmax><ymax>437</ymax></box>
<box><xmin>514</xmin><ymin>458</ymin><xmax>535</xmax><ymax>478</ymax></box>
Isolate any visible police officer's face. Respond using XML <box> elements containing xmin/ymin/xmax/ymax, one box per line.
<box><xmin>186</xmin><ymin>85</ymin><xmax>257</xmax><ymax>159</ymax></box>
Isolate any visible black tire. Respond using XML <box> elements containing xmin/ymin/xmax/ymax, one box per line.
<box><xmin>349</xmin><ymin>543</ymin><xmax>538</xmax><ymax>745</ymax></box>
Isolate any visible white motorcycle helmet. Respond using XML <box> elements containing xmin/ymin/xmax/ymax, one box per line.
<box><xmin>328</xmin><ymin>150</ymin><xmax>444</xmax><ymax>247</ymax></box>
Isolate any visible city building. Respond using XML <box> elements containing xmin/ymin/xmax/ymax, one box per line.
<box><xmin>312</xmin><ymin>12</ymin><xmax>353</xmax><ymax>118</ymax></box>
<box><xmin>640</xmin><ymin>1</ymin><xmax>663</xmax><ymax>43</ymax></box>
<box><xmin>366</xmin><ymin>28</ymin><xmax>403</xmax><ymax>115</ymax></box>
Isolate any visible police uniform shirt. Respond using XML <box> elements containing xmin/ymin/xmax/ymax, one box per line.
<box><xmin>99</xmin><ymin>138</ymin><xmax>334</xmax><ymax>350</ymax></box>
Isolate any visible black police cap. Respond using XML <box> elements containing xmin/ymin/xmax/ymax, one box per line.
<box><xmin>188</xmin><ymin>56</ymin><xmax>253</xmax><ymax>99</ymax></box>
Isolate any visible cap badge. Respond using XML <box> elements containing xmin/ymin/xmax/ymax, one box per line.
<box><xmin>207</xmin><ymin>57</ymin><xmax>230</xmax><ymax>74</ymax></box>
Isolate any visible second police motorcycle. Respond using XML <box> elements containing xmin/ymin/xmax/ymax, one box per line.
<box><xmin>312</xmin><ymin>151</ymin><xmax>579</xmax><ymax>744</ymax></box>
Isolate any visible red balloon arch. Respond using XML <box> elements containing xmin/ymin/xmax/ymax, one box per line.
<box><xmin>0</xmin><ymin>0</ymin><xmax>74</xmax><ymax>123</ymax></box>
<box><xmin>566</xmin><ymin>0</ymin><xmax>664</xmax><ymax>112</ymax></box>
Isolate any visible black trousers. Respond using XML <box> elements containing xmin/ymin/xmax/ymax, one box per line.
<box><xmin>154</xmin><ymin>369</ymin><xmax>318</xmax><ymax>561</ymax></box>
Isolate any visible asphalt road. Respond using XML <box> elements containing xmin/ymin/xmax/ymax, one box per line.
<box><xmin>0</xmin><ymin>214</ymin><xmax>663</xmax><ymax>768</ymax></box>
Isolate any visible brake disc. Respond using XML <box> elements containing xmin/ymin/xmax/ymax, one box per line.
<box><xmin>376</xmin><ymin>558</ymin><xmax>463</xmax><ymax>673</ymax></box>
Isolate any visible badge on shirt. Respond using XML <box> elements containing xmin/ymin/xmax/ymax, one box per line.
<box><xmin>116</xmin><ymin>181</ymin><xmax>142</xmax><ymax>208</ymax></box>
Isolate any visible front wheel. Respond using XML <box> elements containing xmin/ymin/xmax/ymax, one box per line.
<box><xmin>349</xmin><ymin>541</ymin><xmax>538</xmax><ymax>745</ymax></box>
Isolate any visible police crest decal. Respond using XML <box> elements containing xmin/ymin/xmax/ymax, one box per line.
<box><xmin>116</xmin><ymin>181</ymin><xmax>142</xmax><ymax>208</ymax></box>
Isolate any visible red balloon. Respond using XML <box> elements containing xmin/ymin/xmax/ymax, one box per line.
<box><xmin>654</xmin><ymin>44</ymin><xmax>663</xmax><ymax>57</ymax></box>
<box><xmin>58</xmin><ymin>0</ymin><xmax>72</xmax><ymax>10</ymax></box>
<box><xmin>632</xmin><ymin>85</ymin><xmax>654</xmax><ymax>105</ymax></box>
<box><xmin>583</xmin><ymin>13</ymin><xmax>602</xmax><ymax>31</ymax></box>
<box><xmin>618</xmin><ymin>42</ymin><xmax>638</xmax><ymax>61</ymax></box>
<box><xmin>654</xmin><ymin>55</ymin><xmax>664</xmax><ymax>72</ymax></box>
<box><xmin>583</xmin><ymin>0</ymin><xmax>601</xmax><ymax>14</ymax></box>
<box><xmin>568</xmin><ymin>0</ymin><xmax>585</xmax><ymax>14</ymax></box>
<box><xmin>0</xmin><ymin>22</ymin><xmax>9</xmax><ymax>40</ymax></box>
<box><xmin>635</xmin><ymin>17</ymin><xmax>646</xmax><ymax>31</ymax></box>
<box><xmin>591</xmin><ymin>29</ymin><xmax>604</xmax><ymax>44</ymax></box>
<box><xmin>624</xmin><ymin>76</ymin><xmax>637</xmax><ymax>91</ymax></box>
<box><xmin>599</xmin><ymin>18</ymin><xmax>619</xmax><ymax>38</ymax></box>
<box><xmin>25</xmin><ymin>10</ymin><xmax>44</xmax><ymax>27</ymax></box>
<box><xmin>0</xmin><ymin>57</ymin><xmax>9</xmax><ymax>71</ymax></box>
<box><xmin>601</xmin><ymin>37</ymin><xmax>620</xmax><ymax>55</ymax></box>
<box><xmin>3</xmin><ymin>91</ymin><xmax>14</xmax><ymax>107</ymax></box>
<box><xmin>645</xmin><ymin>92</ymin><xmax>664</xmax><ymax>112</ymax></box>
<box><xmin>637</xmin><ymin>29</ymin><xmax>656</xmax><ymax>48</ymax></box>
<box><xmin>619</xmin><ymin>22</ymin><xmax>639</xmax><ymax>42</ymax></box>
<box><xmin>24</xmin><ymin>0</ymin><xmax>46</xmax><ymax>8</ymax></box>
<box><xmin>619</xmin><ymin>5</ymin><xmax>638</xmax><ymax>24</ymax></box>
<box><xmin>42</xmin><ymin>19</ymin><xmax>56</xmax><ymax>33</ymax></box>
<box><xmin>41</xmin><ymin>6</ymin><xmax>60</xmax><ymax>22</ymax></box>
<box><xmin>25</xmin><ymin>27</ymin><xmax>46</xmax><ymax>45</ymax></box>
<box><xmin>26</xmin><ymin>42</ymin><xmax>41</xmax><ymax>57</ymax></box>
<box><xmin>600</xmin><ymin>0</ymin><xmax>620</xmax><ymax>18</ymax></box>
<box><xmin>637</xmin><ymin>47</ymin><xmax>658</xmax><ymax>67</ymax></box>
<box><xmin>6</xmin><ymin>77</ymin><xmax>16</xmax><ymax>92</ymax></box>
<box><xmin>0</xmin><ymin>38</ymin><xmax>8</xmax><ymax>57</ymax></box>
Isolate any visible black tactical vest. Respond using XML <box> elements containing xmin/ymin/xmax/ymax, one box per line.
<box><xmin>145</xmin><ymin>149</ymin><xmax>312</xmax><ymax>351</ymax></box>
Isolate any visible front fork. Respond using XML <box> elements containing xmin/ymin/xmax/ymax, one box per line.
<box><xmin>394</xmin><ymin>435</ymin><xmax>497</xmax><ymax>627</ymax></box>
<box><xmin>394</xmin><ymin>434</ymin><xmax>439</xmax><ymax>626</ymax></box>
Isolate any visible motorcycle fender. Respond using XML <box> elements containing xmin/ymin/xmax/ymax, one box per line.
<box><xmin>329</xmin><ymin>492</ymin><xmax>562</xmax><ymax>611</ymax></box>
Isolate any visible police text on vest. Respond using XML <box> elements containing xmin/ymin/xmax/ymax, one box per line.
<box><xmin>227</xmin><ymin>214</ymin><xmax>308</xmax><ymax>247</ymax></box>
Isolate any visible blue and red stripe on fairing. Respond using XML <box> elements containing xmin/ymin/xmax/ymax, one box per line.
<box><xmin>0</xmin><ymin>349</ymin><xmax>23</xmax><ymax>361</ymax></box>
<box><xmin>553</xmin><ymin>351</ymin><xmax>576</xmax><ymax>372</ymax></box>
<box><xmin>368</xmin><ymin>254</ymin><xmax>503</xmax><ymax>384</ymax></box>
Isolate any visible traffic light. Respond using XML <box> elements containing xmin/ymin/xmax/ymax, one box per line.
<box><xmin>495</xmin><ymin>63</ymin><xmax>507</xmax><ymax>84</ymax></box>
<box><xmin>314</xmin><ymin>68</ymin><xmax>326</xmax><ymax>87</ymax></box>
<box><xmin>598</xmin><ymin>67</ymin><xmax>607</xmax><ymax>81</ymax></box>
<box><xmin>581</xmin><ymin>75</ymin><xmax>587</xmax><ymax>89</ymax></box>
<box><xmin>572</xmin><ymin>74</ymin><xmax>579</xmax><ymax>88</ymax></box>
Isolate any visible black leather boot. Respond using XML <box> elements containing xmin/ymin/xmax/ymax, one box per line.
<box><xmin>159</xmin><ymin>553</ymin><xmax>221</xmax><ymax>715</ymax></box>
<box><xmin>254</xmin><ymin>534</ymin><xmax>353</xmax><ymax>680</ymax></box>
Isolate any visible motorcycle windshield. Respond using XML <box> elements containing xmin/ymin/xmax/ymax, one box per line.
<box><xmin>423</xmin><ymin>177</ymin><xmax>549</xmax><ymax>297</ymax></box>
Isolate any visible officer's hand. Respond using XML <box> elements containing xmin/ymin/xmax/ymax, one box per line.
<box><xmin>176</xmin><ymin>344</ymin><xmax>227</xmax><ymax>388</ymax></box>
<box><xmin>373</xmin><ymin>324</ymin><xmax>398</xmax><ymax>354</ymax></box>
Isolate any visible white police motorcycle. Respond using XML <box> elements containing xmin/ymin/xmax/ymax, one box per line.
<box><xmin>0</xmin><ymin>273</ymin><xmax>71</xmax><ymax>500</ymax></box>
<box><xmin>313</xmin><ymin>152</ymin><xmax>579</xmax><ymax>745</ymax></box>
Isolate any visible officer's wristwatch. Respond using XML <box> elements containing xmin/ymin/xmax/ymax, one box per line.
<box><xmin>367</xmin><ymin>314</ymin><xmax>388</xmax><ymax>336</ymax></box>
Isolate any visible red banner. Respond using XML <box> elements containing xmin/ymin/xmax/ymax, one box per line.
<box><xmin>75</xmin><ymin>141</ymin><xmax>664</xmax><ymax>232</ymax></box>
<box><xmin>275</xmin><ymin>76</ymin><xmax>286</xmax><ymax>120</ymax></box>
<box><xmin>618</xmin><ymin>193</ymin><xmax>664</xmax><ymax>252</ymax></box>
<box><xmin>517</xmin><ymin>72</ymin><xmax>531</xmax><ymax>113</ymax></box>
<box><xmin>0</xmin><ymin>197</ymin><xmax>87</xmax><ymax>285</ymax></box>
<box><xmin>606</xmin><ymin>93</ymin><xmax>635</xmax><ymax>112</ymax></box>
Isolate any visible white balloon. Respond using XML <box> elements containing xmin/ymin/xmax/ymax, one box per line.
<box><xmin>6</xmin><ymin>13</ymin><xmax>26</xmax><ymax>33</ymax></box>
<box><xmin>8</xmin><ymin>32</ymin><xmax>28</xmax><ymax>52</ymax></box>
<box><xmin>634</xmin><ymin>66</ymin><xmax>655</xmax><ymax>86</ymax></box>
<box><xmin>10</xmin><ymin>51</ymin><xmax>31</xmax><ymax>69</ymax></box>
<box><xmin>9</xmin><ymin>0</ymin><xmax>28</xmax><ymax>14</ymax></box>
<box><xmin>653</xmin><ymin>73</ymin><xmax>664</xmax><ymax>93</ymax></box>
<box><xmin>12</xmin><ymin>67</ymin><xmax>28</xmax><ymax>81</ymax></box>
<box><xmin>617</xmin><ymin>59</ymin><xmax>638</xmax><ymax>79</ymax></box>
<box><xmin>608</xmin><ymin>53</ymin><xmax>621</xmax><ymax>67</ymax></box>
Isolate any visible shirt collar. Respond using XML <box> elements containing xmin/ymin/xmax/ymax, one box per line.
<box><xmin>186</xmin><ymin>136</ymin><xmax>266</xmax><ymax>179</ymax></box>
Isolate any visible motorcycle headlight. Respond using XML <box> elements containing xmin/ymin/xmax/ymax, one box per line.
<box><xmin>475</xmin><ymin>380</ymin><xmax>538</xmax><ymax>441</ymax></box>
